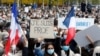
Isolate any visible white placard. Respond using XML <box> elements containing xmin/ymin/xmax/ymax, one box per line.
<box><xmin>24</xmin><ymin>7</ymin><xmax>29</xmax><ymax>13</ymax></box>
<box><xmin>30</xmin><ymin>19</ymin><xmax>54</xmax><ymax>39</ymax></box>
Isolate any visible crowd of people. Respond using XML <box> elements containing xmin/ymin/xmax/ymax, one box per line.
<box><xmin>0</xmin><ymin>1</ymin><xmax>100</xmax><ymax>56</ymax></box>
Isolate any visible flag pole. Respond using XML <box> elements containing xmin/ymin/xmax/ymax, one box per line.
<box><xmin>86</xmin><ymin>34</ymin><xmax>94</xmax><ymax>45</ymax></box>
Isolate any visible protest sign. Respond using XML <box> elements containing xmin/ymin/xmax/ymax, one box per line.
<box><xmin>75</xmin><ymin>25</ymin><xmax>100</xmax><ymax>47</ymax></box>
<box><xmin>30</xmin><ymin>19</ymin><xmax>54</xmax><ymax>39</ymax></box>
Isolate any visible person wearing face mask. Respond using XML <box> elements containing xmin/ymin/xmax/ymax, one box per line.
<box><xmin>61</xmin><ymin>40</ymin><xmax>75</xmax><ymax>56</ymax></box>
<box><xmin>44</xmin><ymin>42</ymin><xmax>58</xmax><ymax>56</ymax></box>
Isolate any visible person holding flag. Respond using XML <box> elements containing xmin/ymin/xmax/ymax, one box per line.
<box><xmin>4</xmin><ymin>1</ymin><xmax>28</xmax><ymax>56</ymax></box>
<box><xmin>60</xmin><ymin>6</ymin><xmax>77</xmax><ymax>56</ymax></box>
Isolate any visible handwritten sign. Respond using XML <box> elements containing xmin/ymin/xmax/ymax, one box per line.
<box><xmin>30</xmin><ymin>19</ymin><xmax>54</xmax><ymax>39</ymax></box>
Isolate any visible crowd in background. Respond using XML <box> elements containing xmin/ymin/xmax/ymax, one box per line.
<box><xmin>0</xmin><ymin>1</ymin><xmax>100</xmax><ymax>56</ymax></box>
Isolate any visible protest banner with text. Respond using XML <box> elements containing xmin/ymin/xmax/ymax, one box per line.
<box><xmin>30</xmin><ymin>19</ymin><xmax>54</xmax><ymax>39</ymax></box>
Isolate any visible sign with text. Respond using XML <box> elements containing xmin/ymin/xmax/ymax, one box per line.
<box><xmin>76</xmin><ymin>18</ymin><xmax>94</xmax><ymax>30</ymax></box>
<box><xmin>30</xmin><ymin>19</ymin><xmax>54</xmax><ymax>39</ymax></box>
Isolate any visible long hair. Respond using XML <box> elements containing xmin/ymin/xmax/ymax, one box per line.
<box><xmin>44</xmin><ymin>42</ymin><xmax>55</xmax><ymax>56</ymax></box>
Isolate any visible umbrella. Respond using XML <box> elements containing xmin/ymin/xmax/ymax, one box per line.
<box><xmin>74</xmin><ymin>25</ymin><xmax>100</xmax><ymax>47</ymax></box>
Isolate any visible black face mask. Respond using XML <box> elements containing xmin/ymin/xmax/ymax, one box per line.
<box><xmin>96</xmin><ymin>53</ymin><xmax>100</xmax><ymax>56</ymax></box>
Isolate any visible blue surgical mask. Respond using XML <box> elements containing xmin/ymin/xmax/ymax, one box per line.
<box><xmin>47</xmin><ymin>49</ymin><xmax>54</xmax><ymax>55</ymax></box>
<box><xmin>61</xmin><ymin>46</ymin><xmax>69</xmax><ymax>51</ymax></box>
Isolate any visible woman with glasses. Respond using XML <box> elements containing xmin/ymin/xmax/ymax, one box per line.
<box><xmin>44</xmin><ymin>42</ymin><xmax>58</xmax><ymax>56</ymax></box>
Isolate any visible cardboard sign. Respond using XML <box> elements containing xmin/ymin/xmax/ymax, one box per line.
<box><xmin>30</xmin><ymin>19</ymin><xmax>54</xmax><ymax>39</ymax></box>
<box><xmin>75</xmin><ymin>25</ymin><xmax>100</xmax><ymax>47</ymax></box>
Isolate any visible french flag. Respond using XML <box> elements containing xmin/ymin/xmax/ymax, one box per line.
<box><xmin>63</xmin><ymin>6</ymin><xmax>76</xmax><ymax>45</ymax></box>
<box><xmin>4</xmin><ymin>2</ymin><xmax>23</xmax><ymax>56</ymax></box>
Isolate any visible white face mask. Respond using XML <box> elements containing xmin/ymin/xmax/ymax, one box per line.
<box><xmin>47</xmin><ymin>49</ymin><xmax>54</xmax><ymax>55</ymax></box>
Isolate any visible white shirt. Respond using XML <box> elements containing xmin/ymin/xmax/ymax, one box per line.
<box><xmin>54</xmin><ymin>52</ymin><xmax>58</xmax><ymax>56</ymax></box>
<box><xmin>74</xmin><ymin>53</ymin><xmax>81</xmax><ymax>56</ymax></box>
<box><xmin>93</xmin><ymin>46</ymin><xmax>100</xmax><ymax>56</ymax></box>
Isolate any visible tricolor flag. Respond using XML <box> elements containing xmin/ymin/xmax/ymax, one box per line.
<box><xmin>4</xmin><ymin>2</ymin><xmax>23</xmax><ymax>56</ymax></box>
<box><xmin>63</xmin><ymin>6</ymin><xmax>76</xmax><ymax>45</ymax></box>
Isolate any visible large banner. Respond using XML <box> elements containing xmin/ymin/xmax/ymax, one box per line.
<box><xmin>30</xmin><ymin>19</ymin><xmax>54</xmax><ymax>39</ymax></box>
<box><xmin>76</xmin><ymin>18</ymin><xmax>94</xmax><ymax>30</ymax></box>
<box><xmin>58</xmin><ymin>17</ymin><xmax>94</xmax><ymax>30</ymax></box>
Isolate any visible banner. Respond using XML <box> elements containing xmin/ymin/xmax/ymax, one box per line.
<box><xmin>58</xmin><ymin>17</ymin><xmax>94</xmax><ymax>30</ymax></box>
<box><xmin>76</xmin><ymin>18</ymin><xmax>94</xmax><ymax>30</ymax></box>
<box><xmin>30</xmin><ymin>19</ymin><xmax>54</xmax><ymax>39</ymax></box>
